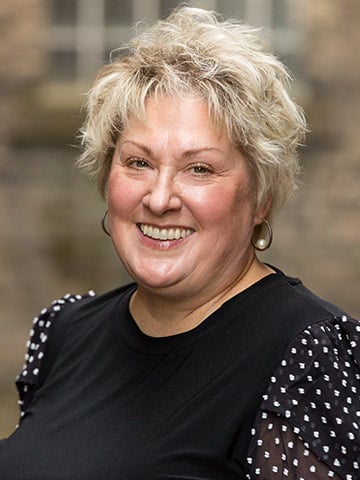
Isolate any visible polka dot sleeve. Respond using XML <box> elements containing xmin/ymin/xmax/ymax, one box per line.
<box><xmin>15</xmin><ymin>291</ymin><xmax>95</xmax><ymax>421</ymax></box>
<box><xmin>247</xmin><ymin>315</ymin><xmax>360</xmax><ymax>479</ymax></box>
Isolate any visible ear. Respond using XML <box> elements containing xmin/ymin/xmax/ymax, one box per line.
<box><xmin>254</xmin><ymin>194</ymin><xmax>272</xmax><ymax>226</ymax></box>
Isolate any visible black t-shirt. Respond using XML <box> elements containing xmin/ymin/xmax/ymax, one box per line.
<box><xmin>0</xmin><ymin>270</ymin><xmax>359</xmax><ymax>479</ymax></box>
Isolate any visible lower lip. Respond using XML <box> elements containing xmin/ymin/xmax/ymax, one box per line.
<box><xmin>137</xmin><ymin>226</ymin><xmax>192</xmax><ymax>250</ymax></box>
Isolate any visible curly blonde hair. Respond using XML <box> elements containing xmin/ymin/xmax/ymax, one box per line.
<box><xmin>78</xmin><ymin>6</ymin><xmax>307</xmax><ymax>216</ymax></box>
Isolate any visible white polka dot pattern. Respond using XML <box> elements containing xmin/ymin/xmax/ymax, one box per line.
<box><xmin>247</xmin><ymin>315</ymin><xmax>360</xmax><ymax>479</ymax></box>
<box><xmin>16</xmin><ymin>291</ymin><xmax>95</xmax><ymax>421</ymax></box>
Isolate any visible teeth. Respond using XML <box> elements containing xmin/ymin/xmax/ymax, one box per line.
<box><xmin>140</xmin><ymin>224</ymin><xmax>193</xmax><ymax>241</ymax></box>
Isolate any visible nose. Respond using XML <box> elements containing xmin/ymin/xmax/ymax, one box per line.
<box><xmin>142</xmin><ymin>170</ymin><xmax>182</xmax><ymax>216</ymax></box>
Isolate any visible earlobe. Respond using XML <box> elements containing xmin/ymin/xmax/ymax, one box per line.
<box><xmin>251</xmin><ymin>219</ymin><xmax>273</xmax><ymax>251</ymax></box>
<box><xmin>251</xmin><ymin>195</ymin><xmax>273</xmax><ymax>251</ymax></box>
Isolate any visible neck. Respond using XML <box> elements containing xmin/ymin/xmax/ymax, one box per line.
<box><xmin>129</xmin><ymin>256</ymin><xmax>275</xmax><ymax>338</ymax></box>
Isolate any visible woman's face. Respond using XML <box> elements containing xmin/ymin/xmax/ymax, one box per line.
<box><xmin>108</xmin><ymin>95</ymin><xmax>266</xmax><ymax>300</ymax></box>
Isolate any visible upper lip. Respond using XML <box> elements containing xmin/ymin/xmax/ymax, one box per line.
<box><xmin>138</xmin><ymin>223</ymin><xmax>195</xmax><ymax>240</ymax></box>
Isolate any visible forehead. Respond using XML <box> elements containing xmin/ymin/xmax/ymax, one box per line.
<box><xmin>120</xmin><ymin>95</ymin><xmax>229</xmax><ymax>149</ymax></box>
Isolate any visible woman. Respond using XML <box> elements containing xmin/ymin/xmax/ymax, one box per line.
<box><xmin>0</xmin><ymin>7</ymin><xmax>359</xmax><ymax>480</ymax></box>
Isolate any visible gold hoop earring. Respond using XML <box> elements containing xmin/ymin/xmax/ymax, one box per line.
<box><xmin>251</xmin><ymin>219</ymin><xmax>273</xmax><ymax>251</ymax></box>
<box><xmin>101</xmin><ymin>210</ymin><xmax>111</xmax><ymax>237</ymax></box>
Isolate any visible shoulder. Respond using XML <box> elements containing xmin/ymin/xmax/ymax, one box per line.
<box><xmin>18</xmin><ymin>283</ymin><xmax>136</xmax><ymax>382</ymax></box>
<box><xmin>15</xmin><ymin>291</ymin><xmax>96</xmax><ymax>415</ymax></box>
<box><xmin>263</xmin><ymin>314</ymin><xmax>360</xmax><ymax>409</ymax></box>
<box><xmin>16</xmin><ymin>284</ymin><xmax>135</xmax><ymax>415</ymax></box>
<box><xmin>251</xmin><ymin>269</ymin><xmax>352</xmax><ymax>336</ymax></box>
<box><xmin>249</xmin><ymin>314</ymin><xmax>360</xmax><ymax>477</ymax></box>
<box><xmin>24</xmin><ymin>282</ymin><xmax>136</xmax><ymax>347</ymax></box>
<box><xmin>246</xmin><ymin>314</ymin><xmax>360</xmax><ymax>477</ymax></box>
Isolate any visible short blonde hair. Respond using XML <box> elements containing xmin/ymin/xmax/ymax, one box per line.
<box><xmin>78</xmin><ymin>6</ymin><xmax>307</xmax><ymax>216</ymax></box>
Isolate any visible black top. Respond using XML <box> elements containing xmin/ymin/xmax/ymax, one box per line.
<box><xmin>0</xmin><ymin>269</ymin><xmax>359</xmax><ymax>479</ymax></box>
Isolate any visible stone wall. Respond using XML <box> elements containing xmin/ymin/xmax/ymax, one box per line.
<box><xmin>0</xmin><ymin>0</ymin><xmax>47</xmax><ymax>150</ymax></box>
<box><xmin>264</xmin><ymin>0</ymin><xmax>360</xmax><ymax>318</ymax></box>
<box><xmin>0</xmin><ymin>0</ymin><xmax>49</xmax><ymax>435</ymax></box>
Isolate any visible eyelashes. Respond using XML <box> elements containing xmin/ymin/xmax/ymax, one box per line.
<box><xmin>121</xmin><ymin>156</ymin><xmax>215</xmax><ymax>178</ymax></box>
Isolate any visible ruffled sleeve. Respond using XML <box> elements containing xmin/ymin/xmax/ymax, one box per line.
<box><xmin>15</xmin><ymin>291</ymin><xmax>96</xmax><ymax>422</ymax></box>
<box><xmin>247</xmin><ymin>315</ymin><xmax>360</xmax><ymax>479</ymax></box>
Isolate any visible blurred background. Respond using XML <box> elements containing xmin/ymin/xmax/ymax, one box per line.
<box><xmin>1</xmin><ymin>0</ymin><xmax>359</xmax><ymax>437</ymax></box>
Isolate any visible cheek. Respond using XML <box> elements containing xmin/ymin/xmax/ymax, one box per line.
<box><xmin>191</xmin><ymin>183</ymin><xmax>252</xmax><ymax>226</ymax></box>
<box><xmin>108</xmin><ymin>173</ymin><xmax>139</xmax><ymax>215</ymax></box>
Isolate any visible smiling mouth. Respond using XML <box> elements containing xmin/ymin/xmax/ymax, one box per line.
<box><xmin>139</xmin><ymin>224</ymin><xmax>194</xmax><ymax>241</ymax></box>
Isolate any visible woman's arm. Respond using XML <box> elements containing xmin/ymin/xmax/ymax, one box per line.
<box><xmin>247</xmin><ymin>315</ymin><xmax>360</xmax><ymax>479</ymax></box>
<box><xmin>248</xmin><ymin>411</ymin><xmax>343</xmax><ymax>479</ymax></box>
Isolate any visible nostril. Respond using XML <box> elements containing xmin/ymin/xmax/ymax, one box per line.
<box><xmin>142</xmin><ymin>181</ymin><xmax>182</xmax><ymax>214</ymax></box>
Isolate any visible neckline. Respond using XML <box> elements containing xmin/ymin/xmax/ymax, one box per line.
<box><xmin>113</xmin><ymin>270</ymin><xmax>289</xmax><ymax>356</ymax></box>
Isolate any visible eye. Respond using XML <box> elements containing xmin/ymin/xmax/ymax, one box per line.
<box><xmin>127</xmin><ymin>157</ymin><xmax>151</xmax><ymax>169</ymax></box>
<box><xmin>189</xmin><ymin>163</ymin><xmax>213</xmax><ymax>175</ymax></box>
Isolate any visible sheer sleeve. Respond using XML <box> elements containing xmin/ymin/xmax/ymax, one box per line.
<box><xmin>247</xmin><ymin>411</ymin><xmax>343</xmax><ymax>479</ymax></box>
<box><xmin>15</xmin><ymin>291</ymin><xmax>95</xmax><ymax>422</ymax></box>
<box><xmin>247</xmin><ymin>315</ymin><xmax>360</xmax><ymax>480</ymax></box>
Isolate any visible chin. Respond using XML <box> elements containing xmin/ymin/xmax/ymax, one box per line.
<box><xmin>137</xmin><ymin>276</ymin><xmax>179</xmax><ymax>290</ymax></box>
<box><xmin>125</xmin><ymin>257</ymin><xmax>187</xmax><ymax>286</ymax></box>
<box><xmin>133</xmin><ymin>272</ymin><xmax>189</xmax><ymax>296</ymax></box>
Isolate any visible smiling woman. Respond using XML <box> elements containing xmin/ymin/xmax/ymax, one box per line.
<box><xmin>0</xmin><ymin>6</ymin><xmax>359</xmax><ymax>480</ymax></box>
<box><xmin>107</xmin><ymin>95</ymin><xmax>265</xmax><ymax>325</ymax></box>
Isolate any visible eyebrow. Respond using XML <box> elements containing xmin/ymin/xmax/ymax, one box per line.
<box><xmin>120</xmin><ymin>140</ymin><xmax>223</xmax><ymax>157</ymax></box>
<box><xmin>121</xmin><ymin>140</ymin><xmax>152</xmax><ymax>156</ymax></box>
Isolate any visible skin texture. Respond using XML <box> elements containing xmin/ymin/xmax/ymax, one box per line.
<box><xmin>108</xmin><ymin>95</ymin><xmax>272</xmax><ymax>336</ymax></box>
